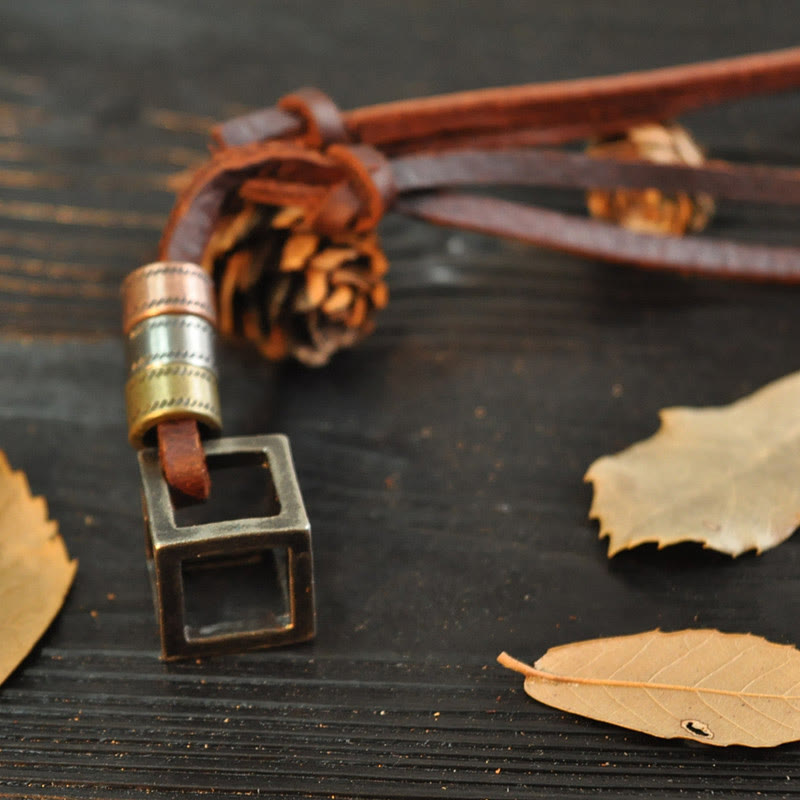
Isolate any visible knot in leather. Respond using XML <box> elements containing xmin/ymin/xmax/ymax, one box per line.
<box><xmin>227</xmin><ymin>89</ymin><xmax>395</xmax><ymax>234</ymax></box>
<box><xmin>229</xmin><ymin>140</ymin><xmax>394</xmax><ymax>237</ymax></box>
<box><xmin>315</xmin><ymin>143</ymin><xmax>395</xmax><ymax>234</ymax></box>
<box><xmin>278</xmin><ymin>87</ymin><xmax>349</xmax><ymax>148</ymax></box>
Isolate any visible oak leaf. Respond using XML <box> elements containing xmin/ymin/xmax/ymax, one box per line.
<box><xmin>585</xmin><ymin>371</ymin><xmax>800</xmax><ymax>556</ymax></box>
<box><xmin>499</xmin><ymin>629</ymin><xmax>800</xmax><ymax>747</ymax></box>
<box><xmin>0</xmin><ymin>451</ymin><xmax>76</xmax><ymax>683</ymax></box>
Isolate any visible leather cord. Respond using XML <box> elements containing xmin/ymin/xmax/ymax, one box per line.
<box><xmin>162</xmin><ymin>143</ymin><xmax>800</xmax><ymax>278</ymax></box>
<box><xmin>156</xmin><ymin>45</ymin><xmax>800</xmax><ymax>498</ymax></box>
<box><xmin>278</xmin><ymin>88</ymin><xmax>349</xmax><ymax>147</ymax></box>
<box><xmin>397</xmin><ymin>192</ymin><xmax>800</xmax><ymax>282</ymax></box>
<box><xmin>158</xmin><ymin>419</ymin><xmax>211</xmax><ymax>501</ymax></box>
<box><xmin>390</xmin><ymin>149</ymin><xmax>800</xmax><ymax>207</ymax></box>
<box><xmin>213</xmin><ymin>46</ymin><xmax>800</xmax><ymax>152</ymax></box>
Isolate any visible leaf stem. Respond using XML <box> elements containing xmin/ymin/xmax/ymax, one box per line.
<box><xmin>497</xmin><ymin>651</ymin><xmax>539</xmax><ymax>677</ymax></box>
<box><xmin>498</xmin><ymin>648</ymin><xmax>800</xmax><ymax>700</ymax></box>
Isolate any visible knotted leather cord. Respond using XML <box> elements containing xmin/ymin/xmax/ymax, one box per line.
<box><xmin>153</xmin><ymin>46</ymin><xmax>800</xmax><ymax>498</ymax></box>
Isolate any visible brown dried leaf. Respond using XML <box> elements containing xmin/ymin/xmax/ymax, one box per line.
<box><xmin>586</xmin><ymin>371</ymin><xmax>800</xmax><ymax>557</ymax></box>
<box><xmin>0</xmin><ymin>451</ymin><xmax>76</xmax><ymax>682</ymax></box>
<box><xmin>499</xmin><ymin>629</ymin><xmax>800</xmax><ymax>748</ymax></box>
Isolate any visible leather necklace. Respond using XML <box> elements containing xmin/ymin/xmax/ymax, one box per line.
<box><xmin>121</xmin><ymin>46</ymin><xmax>800</xmax><ymax>659</ymax></box>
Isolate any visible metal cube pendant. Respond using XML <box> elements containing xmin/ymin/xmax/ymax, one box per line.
<box><xmin>138</xmin><ymin>434</ymin><xmax>315</xmax><ymax>660</ymax></box>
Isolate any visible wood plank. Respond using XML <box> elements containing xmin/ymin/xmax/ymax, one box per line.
<box><xmin>0</xmin><ymin>1</ymin><xmax>799</xmax><ymax>796</ymax></box>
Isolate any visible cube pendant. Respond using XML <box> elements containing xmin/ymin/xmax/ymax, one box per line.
<box><xmin>138</xmin><ymin>434</ymin><xmax>315</xmax><ymax>660</ymax></box>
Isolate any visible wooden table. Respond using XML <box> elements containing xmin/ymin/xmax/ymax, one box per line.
<box><xmin>1</xmin><ymin>2</ymin><xmax>800</xmax><ymax>796</ymax></box>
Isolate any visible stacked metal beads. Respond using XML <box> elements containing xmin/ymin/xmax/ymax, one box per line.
<box><xmin>122</xmin><ymin>262</ymin><xmax>222</xmax><ymax>447</ymax></box>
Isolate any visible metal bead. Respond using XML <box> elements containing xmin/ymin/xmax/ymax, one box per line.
<box><xmin>125</xmin><ymin>363</ymin><xmax>222</xmax><ymax>448</ymax></box>
<box><xmin>121</xmin><ymin>262</ymin><xmax>217</xmax><ymax>334</ymax></box>
<box><xmin>126</xmin><ymin>314</ymin><xmax>218</xmax><ymax>376</ymax></box>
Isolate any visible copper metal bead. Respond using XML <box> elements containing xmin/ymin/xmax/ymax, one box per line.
<box><xmin>121</xmin><ymin>261</ymin><xmax>217</xmax><ymax>335</ymax></box>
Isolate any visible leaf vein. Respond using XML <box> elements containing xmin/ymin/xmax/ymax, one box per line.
<box><xmin>738</xmin><ymin>695</ymin><xmax>799</xmax><ymax>734</ymax></box>
<box><xmin>695</xmin><ymin>692</ymin><xmax>761</xmax><ymax>744</ymax></box>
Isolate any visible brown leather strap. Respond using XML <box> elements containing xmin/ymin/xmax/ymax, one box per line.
<box><xmin>390</xmin><ymin>149</ymin><xmax>800</xmax><ymax>206</ymax></box>
<box><xmin>348</xmin><ymin>47</ymin><xmax>800</xmax><ymax>152</ymax></box>
<box><xmin>161</xmin><ymin>141</ymin><xmax>396</xmax><ymax>262</ymax></box>
<box><xmin>157</xmin><ymin>45</ymin><xmax>800</xmax><ymax>498</ymax></box>
<box><xmin>158</xmin><ymin>419</ymin><xmax>210</xmax><ymax>501</ymax></box>
<box><xmin>278</xmin><ymin>88</ymin><xmax>349</xmax><ymax>147</ymax></box>
<box><xmin>213</xmin><ymin>46</ymin><xmax>800</xmax><ymax>152</ymax></box>
<box><xmin>325</xmin><ymin>144</ymin><xmax>396</xmax><ymax>231</ymax></box>
<box><xmin>212</xmin><ymin>106</ymin><xmax>299</xmax><ymax>149</ymax></box>
<box><xmin>397</xmin><ymin>192</ymin><xmax>800</xmax><ymax>282</ymax></box>
<box><xmin>161</xmin><ymin>141</ymin><xmax>339</xmax><ymax>262</ymax></box>
<box><xmin>162</xmin><ymin>141</ymin><xmax>800</xmax><ymax>266</ymax></box>
<box><xmin>213</xmin><ymin>108</ymin><xmax>663</xmax><ymax>155</ymax></box>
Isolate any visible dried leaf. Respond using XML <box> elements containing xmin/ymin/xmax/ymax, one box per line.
<box><xmin>0</xmin><ymin>451</ymin><xmax>76</xmax><ymax>682</ymax></box>
<box><xmin>499</xmin><ymin>629</ymin><xmax>800</xmax><ymax>747</ymax></box>
<box><xmin>585</xmin><ymin>371</ymin><xmax>800</xmax><ymax>556</ymax></box>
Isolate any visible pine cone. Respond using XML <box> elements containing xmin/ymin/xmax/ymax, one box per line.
<box><xmin>586</xmin><ymin>123</ymin><xmax>715</xmax><ymax>236</ymax></box>
<box><xmin>202</xmin><ymin>196</ymin><xmax>389</xmax><ymax>367</ymax></box>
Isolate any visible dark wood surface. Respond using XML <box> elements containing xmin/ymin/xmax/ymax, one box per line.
<box><xmin>2</xmin><ymin>2</ymin><xmax>800</xmax><ymax>797</ymax></box>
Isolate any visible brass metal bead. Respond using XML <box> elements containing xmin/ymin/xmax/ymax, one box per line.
<box><xmin>125</xmin><ymin>363</ymin><xmax>222</xmax><ymax>447</ymax></box>
<box><xmin>121</xmin><ymin>262</ymin><xmax>217</xmax><ymax>334</ymax></box>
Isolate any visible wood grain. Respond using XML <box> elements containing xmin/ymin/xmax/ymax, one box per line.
<box><xmin>1</xmin><ymin>1</ymin><xmax>800</xmax><ymax>796</ymax></box>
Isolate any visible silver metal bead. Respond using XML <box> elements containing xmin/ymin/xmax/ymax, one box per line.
<box><xmin>126</xmin><ymin>314</ymin><xmax>218</xmax><ymax>376</ymax></box>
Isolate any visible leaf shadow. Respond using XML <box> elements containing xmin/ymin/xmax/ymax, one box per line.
<box><xmin>606</xmin><ymin>540</ymin><xmax>741</xmax><ymax>573</ymax></box>
<box><xmin>600</xmin><ymin>537</ymin><xmax>751</xmax><ymax>607</ymax></box>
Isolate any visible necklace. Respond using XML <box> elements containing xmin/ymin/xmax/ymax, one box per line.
<box><xmin>122</xmin><ymin>46</ymin><xmax>800</xmax><ymax>659</ymax></box>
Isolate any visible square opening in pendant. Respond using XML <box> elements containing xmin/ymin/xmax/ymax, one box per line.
<box><xmin>170</xmin><ymin>450</ymin><xmax>281</xmax><ymax>527</ymax></box>
<box><xmin>181</xmin><ymin>547</ymin><xmax>292</xmax><ymax>641</ymax></box>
